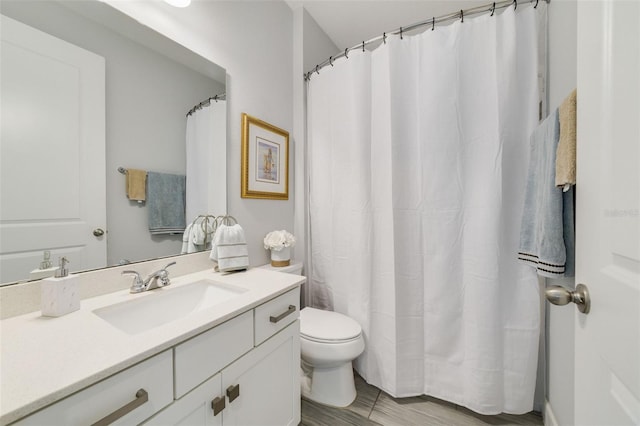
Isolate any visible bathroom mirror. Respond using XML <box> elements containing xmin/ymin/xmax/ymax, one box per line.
<box><xmin>0</xmin><ymin>0</ymin><xmax>227</xmax><ymax>286</ymax></box>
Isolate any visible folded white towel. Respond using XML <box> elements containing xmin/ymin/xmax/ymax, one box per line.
<box><xmin>210</xmin><ymin>224</ymin><xmax>249</xmax><ymax>272</ymax></box>
<box><xmin>181</xmin><ymin>223</ymin><xmax>197</xmax><ymax>254</ymax></box>
<box><xmin>192</xmin><ymin>219</ymin><xmax>215</xmax><ymax>246</ymax></box>
<box><xmin>217</xmin><ymin>244</ymin><xmax>249</xmax><ymax>259</ymax></box>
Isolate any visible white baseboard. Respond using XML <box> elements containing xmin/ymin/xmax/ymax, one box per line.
<box><xmin>544</xmin><ymin>399</ymin><xmax>559</xmax><ymax>426</ymax></box>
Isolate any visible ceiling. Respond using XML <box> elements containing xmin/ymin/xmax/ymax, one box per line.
<box><xmin>287</xmin><ymin>0</ymin><xmax>490</xmax><ymax>50</ymax></box>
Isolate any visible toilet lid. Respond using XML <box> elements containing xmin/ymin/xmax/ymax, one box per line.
<box><xmin>300</xmin><ymin>307</ymin><xmax>362</xmax><ymax>342</ymax></box>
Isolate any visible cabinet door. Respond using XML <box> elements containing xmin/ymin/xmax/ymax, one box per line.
<box><xmin>144</xmin><ymin>374</ymin><xmax>223</xmax><ymax>426</ymax></box>
<box><xmin>222</xmin><ymin>321</ymin><xmax>300</xmax><ymax>426</ymax></box>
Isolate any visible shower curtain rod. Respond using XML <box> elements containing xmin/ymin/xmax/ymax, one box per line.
<box><xmin>304</xmin><ymin>0</ymin><xmax>547</xmax><ymax>81</ymax></box>
<box><xmin>186</xmin><ymin>92</ymin><xmax>226</xmax><ymax>117</ymax></box>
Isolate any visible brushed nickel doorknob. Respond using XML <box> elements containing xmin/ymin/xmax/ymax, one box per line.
<box><xmin>545</xmin><ymin>284</ymin><xmax>590</xmax><ymax>314</ymax></box>
<box><xmin>93</xmin><ymin>228</ymin><xmax>105</xmax><ymax>237</ymax></box>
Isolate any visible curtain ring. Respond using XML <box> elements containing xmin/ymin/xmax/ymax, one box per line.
<box><xmin>400</xmin><ymin>27</ymin><xmax>403</xmax><ymax>40</ymax></box>
<box><xmin>315</xmin><ymin>65</ymin><xmax>319</xmax><ymax>75</ymax></box>
<box><xmin>491</xmin><ymin>2</ymin><xmax>496</xmax><ymax>16</ymax></box>
<box><xmin>514</xmin><ymin>0</ymin><xmax>517</xmax><ymax>10</ymax></box>
<box><xmin>362</xmin><ymin>41</ymin><xmax>365</xmax><ymax>52</ymax></box>
<box><xmin>432</xmin><ymin>17</ymin><xmax>435</xmax><ymax>31</ymax></box>
<box><xmin>534</xmin><ymin>0</ymin><xmax>539</xmax><ymax>8</ymax></box>
<box><xmin>345</xmin><ymin>48</ymin><xmax>349</xmax><ymax>59</ymax></box>
<box><xmin>460</xmin><ymin>9</ymin><xmax>464</xmax><ymax>23</ymax></box>
<box><xmin>329</xmin><ymin>56</ymin><xmax>333</xmax><ymax>67</ymax></box>
<box><xmin>383</xmin><ymin>32</ymin><xmax>387</xmax><ymax>44</ymax></box>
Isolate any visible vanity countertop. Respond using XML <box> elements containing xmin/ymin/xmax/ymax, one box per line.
<box><xmin>0</xmin><ymin>267</ymin><xmax>304</xmax><ymax>424</ymax></box>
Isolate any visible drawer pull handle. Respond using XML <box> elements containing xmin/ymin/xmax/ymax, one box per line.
<box><xmin>91</xmin><ymin>388</ymin><xmax>148</xmax><ymax>426</ymax></box>
<box><xmin>211</xmin><ymin>395</ymin><xmax>226</xmax><ymax>416</ymax></box>
<box><xmin>226</xmin><ymin>384</ymin><xmax>240</xmax><ymax>403</ymax></box>
<box><xmin>269</xmin><ymin>305</ymin><xmax>296</xmax><ymax>323</ymax></box>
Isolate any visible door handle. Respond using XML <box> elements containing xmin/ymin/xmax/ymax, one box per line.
<box><xmin>545</xmin><ymin>283</ymin><xmax>590</xmax><ymax>314</ymax></box>
<box><xmin>93</xmin><ymin>228</ymin><xmax>105</xmax><ymax>237</ymax></box>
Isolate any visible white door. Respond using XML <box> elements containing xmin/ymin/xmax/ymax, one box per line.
<box><xmin>0</xmin><ymin>15</ymin><xmax>106</xmax><ymax>283</ymax></box>
<box><xmin>574</xmin><ymin>1</ymin><xmax>640</xmax><ymax>425</ymax></box>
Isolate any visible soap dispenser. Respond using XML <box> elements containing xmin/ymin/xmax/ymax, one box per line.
<box><xmin>41</xmin><ymin>257</ymin><xmax>80</xmax><ymax>317</ymax></box>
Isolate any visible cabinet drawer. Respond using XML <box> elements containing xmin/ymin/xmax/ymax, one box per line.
<box><xmin>254</xmin><ymin>288</ymin><xmax>300</xmax><ymax>346</ymax></box>
<box><xmin>174</xmin><ymin>310</ymin><xmax>253</xmax><ymax>398</ymax></box>
<box><xmin>15</xmin><ymin>350</ymin><xmax>173</xmax><ymax>425</ymax></box>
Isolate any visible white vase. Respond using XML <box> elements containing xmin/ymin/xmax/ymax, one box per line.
<box><xmin>270</xmin><ymin>246</ymin><xmax>291</xmax><ymax>267</ymax></box>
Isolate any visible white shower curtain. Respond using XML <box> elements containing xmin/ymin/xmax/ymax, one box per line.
<box><xmin>185</xmin><ymin>100</ymin><xmax>226</xmax><ymax>223</ymax></box>
<box><xmin>307</xmin><ymin>6</ymin><xmax>542</xmax><ymax>415</ymax></box>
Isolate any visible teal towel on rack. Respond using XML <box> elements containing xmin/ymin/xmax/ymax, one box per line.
<box><xmin>147</xmin><ymin>172</ymin><xmax>186</xmax><ymax>235</ymax></box>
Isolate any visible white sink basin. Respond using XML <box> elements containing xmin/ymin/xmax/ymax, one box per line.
<box><xmin>93</xmin><ymin>280</ymin><xmax>247</xmax><ymax>335</ymax></box>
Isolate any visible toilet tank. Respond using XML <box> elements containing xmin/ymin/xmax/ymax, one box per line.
<box><xmin>258</xmin><ymin>261</ymin><xmax>303</xmax><ymax>275</ymax></box>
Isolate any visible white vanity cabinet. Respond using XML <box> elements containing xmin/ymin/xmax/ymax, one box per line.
<box><xmin>146</xmin><ymin>287</ymin><xmax>301</xmax><ymax>426</ymax></box>
<box><xmin>146</xmin><ymin>322</ymin><xmax>299</xmax><ymax>426</ymax></box>
<box><xmin>10</xmin><ymin>287</ymin><xmax>301</xmax><ymax>426</ymax></box>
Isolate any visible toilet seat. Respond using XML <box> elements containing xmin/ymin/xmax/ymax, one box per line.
<box><xmin>300</xmin><ymin>307</ymin><xmax>362</xmax><ymax>343</ymax></box>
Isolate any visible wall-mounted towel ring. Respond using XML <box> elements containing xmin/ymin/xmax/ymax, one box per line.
<box><xmin>215</xmin><ymin>215</ymin><xmax>237</xmax><ymax>227</ymax></box>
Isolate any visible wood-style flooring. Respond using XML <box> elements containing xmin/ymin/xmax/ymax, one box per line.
<box><xmin>300</xmin><ymin>374</ymin><xmax>543</xmax><ymax>426</ymax></box>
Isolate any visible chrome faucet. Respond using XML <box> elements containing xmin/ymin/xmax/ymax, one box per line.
<box><xmin>122</xmin><ymin>261</ymin><xmax>176</xmax><ymax>294</ymax></box>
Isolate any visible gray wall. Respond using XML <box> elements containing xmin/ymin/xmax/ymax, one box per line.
<box><xmin>292</xmin><ymin>6</ymin><xmax>340</xmax><ymax>303</ymax></box>
<box><xmin>1</xmin><ymin>1</ymin><xmax>224</xmax><ymax>267</ymax></box>
<box><xmin>546</xmin><ymin>1</ymin><xmax>577</xmax><ymax>424</ymax></box>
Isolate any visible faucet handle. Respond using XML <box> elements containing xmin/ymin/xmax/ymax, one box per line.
<box><xmin>157</xmin><ymin>262</ymin><xmax>176</xmax><ymax>287</ymax></box>
<box><xmin>122</xmin><ymin>270</ymin><xmax>145</xmax><ymax>293</ymax></box>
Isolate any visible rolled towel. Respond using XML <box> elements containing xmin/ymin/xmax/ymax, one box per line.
<box><xmin>126</xmin><ymin>169</ymin><xmax>147</xmax><ymax>202</ymax></box>
<box><xmin>555</xmin><ymin>89</ymin><xmax>577</xmax><ymax>188</ymax></box>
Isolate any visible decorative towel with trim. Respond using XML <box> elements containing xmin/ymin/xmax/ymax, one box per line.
<box><xmin>126</xmin><ymin>169</ymin><xmax>147</xmax><ymax>202</ymax></box>
<box><xmin>147</xmin><ymin>172</ymin><xmax>186</xmax><ymax>235</ymax></box>
<box><xmin>209</xmin><ymin>223</ymin><xmax>249</xmax><ymax>272</ymax></box>
<box><xmin>555</xmin><ymin>89</ymin><xmax>577</xmax><ymax>189</ymax></box>
<box><xmin>181</xmin><ymin>216</ymin><xmax>216</xmax><ymax>254</ymax></box>
<box><xmin>519</xmin><ymin>109</ymin><xmax>575</xmax><ymax>277</ymax></box>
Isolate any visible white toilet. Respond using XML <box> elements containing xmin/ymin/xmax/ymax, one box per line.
<box><xmin>259</xmin><ymin>262</ymin><xmax>365</xmax><ymax>407</ymax></box>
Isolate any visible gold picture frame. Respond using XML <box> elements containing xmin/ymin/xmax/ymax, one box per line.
<box><xmin>241</xmin><ymin>113</ymin><xmax>289</xmax><ymax>200</ymax></box>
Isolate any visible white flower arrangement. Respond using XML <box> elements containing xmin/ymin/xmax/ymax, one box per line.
<box><xmin>263</xmin><ymin>230</ymin><xmax>296</xmax><ymax>251</ymax></box>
